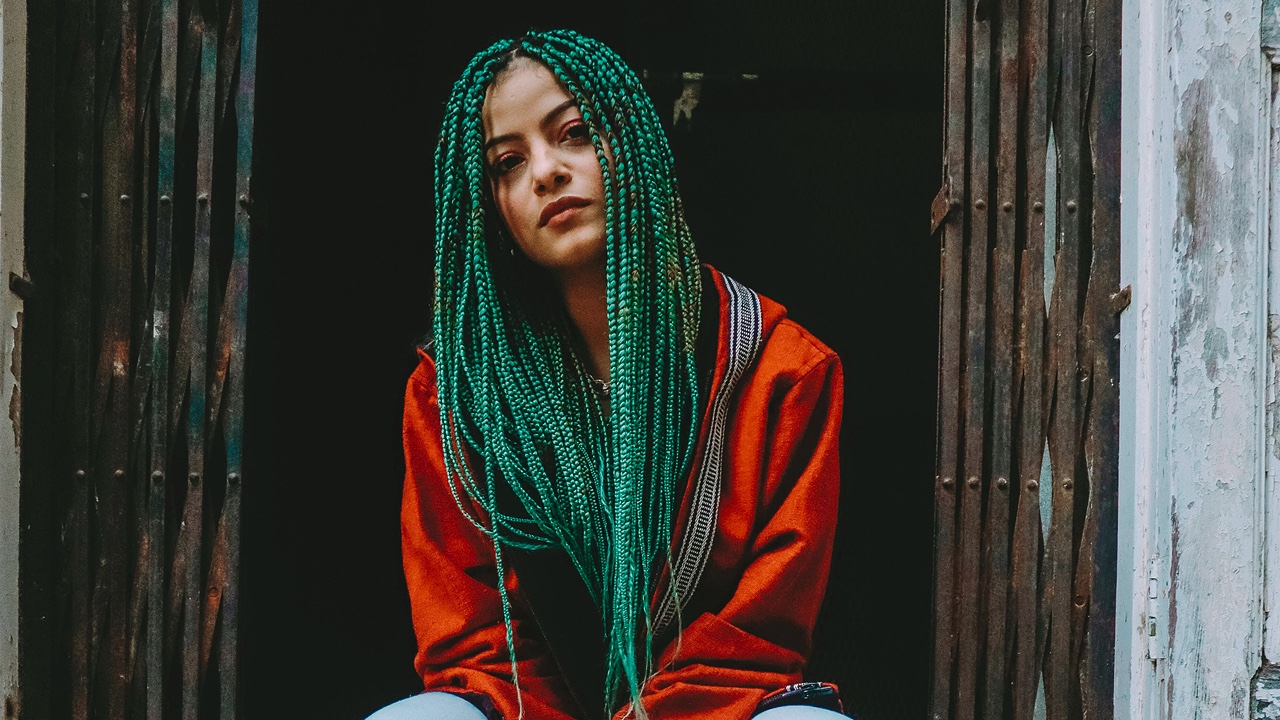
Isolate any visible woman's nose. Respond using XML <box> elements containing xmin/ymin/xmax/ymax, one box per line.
<box><xmin>531</xmin><ymin>149</ymin><xmax>569</xmax><ymax>193</ymax></box>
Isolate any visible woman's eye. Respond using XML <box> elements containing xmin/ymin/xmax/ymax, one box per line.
<box><xmin>492</xmin><ymin>154</ymin><xmax>523</xmax><ymax>175</ymax></box>
<box><xmin>563</xmin><ymin>121</ymin><xmax>590</xmax><ymax>141</ymax></box>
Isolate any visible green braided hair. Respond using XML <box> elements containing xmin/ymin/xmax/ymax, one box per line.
<box><xmin>432</xmin><ymin>29</ymin><xmax>702</xmax><ymax>718</ymax></box>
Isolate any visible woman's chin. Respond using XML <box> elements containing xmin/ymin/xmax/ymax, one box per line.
<box><xmin>526</xmin><ymin>235</ymin><xmax>606</xmax><ymax>276</ymax></box>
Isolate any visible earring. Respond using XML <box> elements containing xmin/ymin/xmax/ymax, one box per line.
<box><xmin>499</xmin><ymin>227</ymin><xmax>518</xmax><ymax>256</ymax></box>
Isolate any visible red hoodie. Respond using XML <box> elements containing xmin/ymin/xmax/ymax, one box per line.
<box><xmin>401</xmin><ymin>266</ymin><xmax>844</xmax><ymax>720</ymax></box>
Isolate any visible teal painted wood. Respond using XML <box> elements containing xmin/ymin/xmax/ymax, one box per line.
<box><xmin>146</xmin><ymin>0</ymin><xmax>178</xmax><ymax>714</ymax></box>
<box><xmin>1265</xmin><ymin>0</ymin><xmax>1280</xmax><ymax>50</ymax></box>
<box><xmin>219</xmin><ymin>0</ymin><xmax>257</xmax><ymax>715</ymax></box>
<box><xmin>180</xmin><ymin>12</ymin><xmax>216</xmax><ymax>718</ymax></box>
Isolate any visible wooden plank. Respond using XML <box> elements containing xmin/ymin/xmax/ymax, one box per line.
<box><xmin>205</xmin><ymin>0</ymin><xmax>251</xmax><ymax>431</ymax></box>
<box><xmin>180</xmin><ymin>13</ymin><xmax>217</xmax><ymax>719</ymax></box>
<box><xmin>931</xmin><ymin>0</ymin><xmax>970</xmax><ymax>708</ymax></box>
<box><xmin>68</xmin><ymin>0</ymin><xmax>98</xmax><ymax>715</ymax></box>
<box><xmin>174</xmin><ymin>0</ymin><xmax>203</xmax><ymax>145</ymax></box>
<box><xmin>220</xmin><ymin>1</ymin><xmax>257</xmax><ymax>713</ymax></box>
<box><xmin>200</xmin><ymin>520</ymin><xmax>227</xmax><ymax>681</ymax></box>
<box><xmin>933</xmin><ymin>141</ymin><xmax>962</xmax><ymax>720</ymax></box>
<box><xmin>99</xmin><ymin>0</ymin><xmax>138</xmax><ymax>714</ymax></box>
<box><xmin>87</xmin><ymin>1</ymin><xmax>124</xmax><ymax>707</ymax></box>
<box><xmin>1158</xmin><ymin>0</ymin><xmax>1267</xmax><ymax>711</ymax></box>
<box><xmin>125</xmin><ymin>2</ymin><xmax>160</xmax><ymax>702</ymax></box>
<box><xmin>24</xmin><ymin>0</ymin><xmax>258</xmax><ymax>714</ymax></box>
<box><xmin>954</xmin><ymin>0</ymin><xmax>993</xmax><ymax>715</ymax></box>
<box><xmin>981</xmin><ymin>0</ymin><xmax>1022</xmax><ymax>712</ymax></box>
<box><xmin>215</xmin><ymin>0</ymin><xmax>243</xmax><ymax>129</ymax></box>
<box><xmin>146</xmin><ymin>0</ymin><xmax>178</xmax><ymax>714</ymax></box>
<box><xmin>165</xmin><ymin>9</ymin><xmax>204</xmax><ymax>693</ymax></box>
<box><xmin>1069</xmin><ymin>0</ymin><xmax>1098</xmax><ymax>703</ymax></box>
<box><xmin>1078</xmin><ymin>0</ymin><xmax>1121</xmax><ymax>716</ymax></box>
<box><xmin>1043</xmin><ymin>0</ymin><xmax>1083</xmax><ymax>710</ymax></box>
<box><xmin>1008</xmin><ymin>0</ymin><xmax>1051</xmax><ymax>713</ymax></box>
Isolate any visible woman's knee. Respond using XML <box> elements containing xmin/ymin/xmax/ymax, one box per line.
<box><xmin>365</xmin><ymin>691</ymin><xmax>487</xmax><ymax>720</ymax></box>
<box><xmin>752</xmin><ymin>705</ymin><xmax>849</xmax><ymax>720</ymax></box>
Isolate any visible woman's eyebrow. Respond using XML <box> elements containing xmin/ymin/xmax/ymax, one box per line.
<box><xmin>483</xmin><ymin>99</ymin><xmax>579</xmax><ymax>154</ymax></box>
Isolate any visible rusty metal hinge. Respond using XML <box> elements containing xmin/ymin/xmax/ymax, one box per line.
<box><xmin>931</xmin><ymin>183</ymin><xmax>959</xmax><ymax>234</ymax></box>
<box><xmin>1111</xmin><ymin>285</ymin><xmax>1132</xmax><ymax>315</ymax></box>
<box><xmin>8</xmin><ymin>272</ymin><xmax>34</xmax><ymax>300</ymax></box>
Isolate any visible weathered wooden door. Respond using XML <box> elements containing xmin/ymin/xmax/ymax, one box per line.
<box><xmin>19</xmin><ymin>0</ymin><xmax>259</xmax><ymax>717</ymax></box>
<box><xmin>930</xmin><ymin>0</ymin><xmax>1121</xmax><ymax>715</ymax></box>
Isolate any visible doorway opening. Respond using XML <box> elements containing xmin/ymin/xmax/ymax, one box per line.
<box><xmin>248</xmin><ymin>4</ymin><xmax>942</xmax><ymax>718</ymax></box>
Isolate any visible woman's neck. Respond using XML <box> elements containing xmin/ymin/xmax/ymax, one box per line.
<box><xmin>555</xmin><ymin>258</ymin><xmax>610</xmax><ymax>384</ymax></box>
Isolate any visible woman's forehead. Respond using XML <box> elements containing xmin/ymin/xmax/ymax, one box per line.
<box><xmin>482</xmin><ymin>60</ymin><xmax>576</xmax><ymax>139</ymax></box>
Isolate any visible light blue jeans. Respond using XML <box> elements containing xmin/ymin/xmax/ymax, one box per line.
<box><xmin>365</xmin><ymin>691</ymin><xmax>848</xmax><ymax>719</ymax></box>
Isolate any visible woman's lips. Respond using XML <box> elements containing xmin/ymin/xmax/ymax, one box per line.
<box><xmin>539</xmin><ymin>196</ymin><xmax>591</xmax><ymax>227</ymax></box>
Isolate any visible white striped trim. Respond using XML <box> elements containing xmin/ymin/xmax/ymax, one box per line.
<box><xmin>652</xmin><ymin>271</ymin><xmax>763</xmax><ymax>640</ymax></box>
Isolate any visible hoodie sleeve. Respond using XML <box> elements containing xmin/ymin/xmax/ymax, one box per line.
<box><xmin>401</xmin><ymin>352</ymin><xmax>578</xmax><ymax>720</ymax></box>
<box><xmin>620</xmin><ymin>345</ymin><xmax>845</xmax><ymax>720</ymax></box>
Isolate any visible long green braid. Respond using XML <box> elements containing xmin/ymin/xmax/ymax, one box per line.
<box><xmin>432</xmin><ymin>29</ymin><xmax>701</xmax><ymax>718</ymax></box>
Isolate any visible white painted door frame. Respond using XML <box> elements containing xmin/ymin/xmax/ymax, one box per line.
<box><xmin>1117</xmin><ymin>0</ymin><xmax>1271</xmax><ymax>718</ymax></box>
<box><xmin>0</xmin><ymin>0</ymin><xmax>25</xmax><ymax>714</ymax></box>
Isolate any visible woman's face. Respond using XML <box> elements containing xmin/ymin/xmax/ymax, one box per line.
<box><xmin>482</xmin><ymin>58</ymin><xmax>609</xmax><ymax>277</ymax></box>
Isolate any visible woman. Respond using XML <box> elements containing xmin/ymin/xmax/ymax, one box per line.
<box><xmin>370</xmin><ymin>30</ymin><xmax>845</xmax><ymax>720</ymax></box>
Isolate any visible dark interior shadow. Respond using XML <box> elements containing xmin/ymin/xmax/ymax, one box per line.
<box><xmin>247</xmin><ymin>4</ymin><xmax>942</xmax><ymax>718</ymax></box>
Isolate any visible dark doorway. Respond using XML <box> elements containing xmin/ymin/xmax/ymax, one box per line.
<box><xmin>247</xmin><ymin>4</ymin><xmax>942</xmax><ymax>718</ymax></box>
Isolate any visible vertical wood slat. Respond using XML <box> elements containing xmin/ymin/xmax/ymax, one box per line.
<box><xmin>180</xmin><ymin>11</ymin><xmax>218</xmax><ymax>720</ymax></box>
<box><xmin>982</xmin><ymin>0</ymin><xmax>1022</xmax><ymax>712</ymax></box>
<box><xmin>1077</xmin><ymin>0</ymin><xmax>1122</xmax><ymax>714</ymax></box>
<box><xmin>164</xmin><ymin>0</ymin><xmax>202</xmax><ymax>679</ymax></box>
<box><xmin>100</xmin><ymin>0</ymin><xmax>137</xmax><ymax>712</ymax></box>
<box><xmin>1042</xmin><ymin>0</ymin><xmax>1083</xmax><ymax>711</ymax></box>
<box><xmin>932</xmin><ymin>0</ymin><xmax>1119</xmax><ymax>715</ymax></box>
<box><xmin>220</xmin><ymin>2</ymin><xmax>258</xmax><ymax>715</ymax></box>
<box><xmin>68</xmin><ymin>0</ymin><xmax>98</xmax><ymax>716</ymax></box>
<box><xmin>1067</xmin><ymin>0</ymin><xmax>1101</xmax><ymax>709</ymax></box>
<box><xmin>146</xmin><ymin>0</ymin><xmax>178</xmax><ymax>714</ymax></box>
<box><xmin>955</xmin><ymin>0</ymin><xmax>993</xmax><ymax>715</ymax></box>
<box><xmin>198</xmin><ymin>6</ymin><xmax>238</xmax><ymax>680</ymax></box>
<box><xmin>1008</xmin><ymin>0</ymin><xmax>1051</xmax><ymax>710</ymax></box>
<box><xmin>931</xmin><ymin>0</ymin><xmax>971</xmax><ymax>707</ymax></box>
<box><xmin>125</xmin><ymin>0</ymin><xmax>158</xmax><ymax>704</ymax></box>
<box><xmin>1079</xmin><ymin>0</ymin><xmax>1122</xmax><ymax>710</ymax></box>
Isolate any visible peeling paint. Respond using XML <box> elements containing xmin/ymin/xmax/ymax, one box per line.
<box><xmin>1255</xmin><ymin>665</ymin><xmax>1280</xmax><ymax>719</ymax></box>
<box><xmin>1170</xmin><ymin>504</ymin><xmax>1180</xmax><ymax>658</ymax></box>
<box><xmin>0</xmin><ymin>0</ymin><xmax>23</xmax><ymax>708</ymax></box>
<box><xmin>1204</xmin><ymin>326</ymin><xmax>1229</xmax><ymax>381</ymax></box>
<box><xmin>1264</xmin><ymin>0</ymin><xmax>1280</xmax><ymax>47</ymax></box>
<box><xmin>1266</xmin><ymin>313</ymin><xmax>1280</xmax><ymax>461</ymax></box>
<box><xmin>8</xmin><ymin>310</ymin><xmax>18</xmax><ymax>448</ymax></box>
<box><xmin>1161</xmin><ymin>0</ymin><xmax>1268</xmax><ymax>716</ymax></box>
